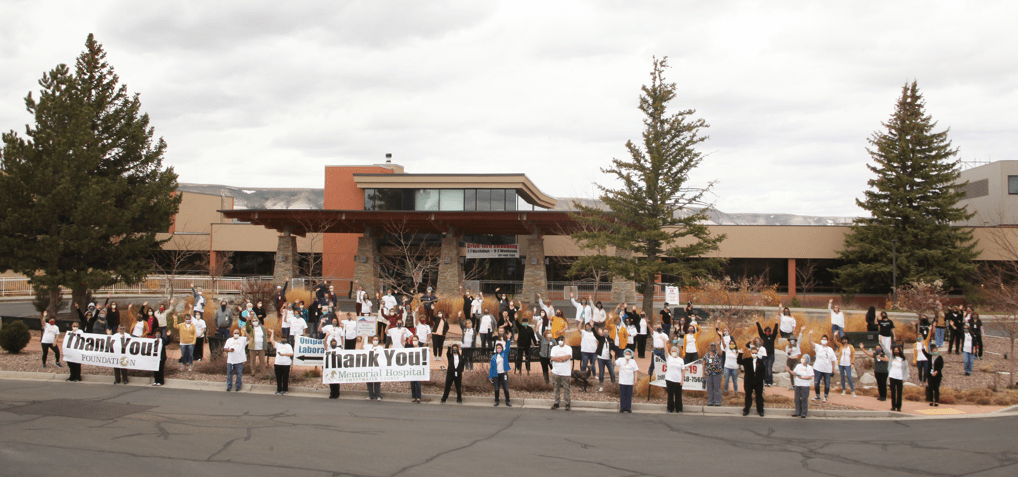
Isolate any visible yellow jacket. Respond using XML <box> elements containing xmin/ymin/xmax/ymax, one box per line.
<box><xmin>175</xmin><ymin>321</ymin><xmax>197</xmax><ymax>345</ymax></box>
<box><xmin>551</xmin><ymin>316</ymin><xmax>568</xmax><ymax>338</ymax></box>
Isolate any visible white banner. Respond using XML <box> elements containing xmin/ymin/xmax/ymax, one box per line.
<box><xmin>465</xmin><ymin>243</ymin><xmax>519</xmax><ymax>258</ymax></box>
<box><xmin>323</xmin><ymin>348</ymin><xmax>431</xmax><ymax>384</ymax></box>
<box><xmin>62</xmin><ymin>332</ymin><xmax>162</xmax><ymax>371</ymax></box>
<box><xmin>293</xmin><ymin>336</ymin><xmax>325</xmax><ymax>366</ymax></box>
<box><xmin>650</xmin><ymin>357</ymin><xmax>705</xmax><ymax>391</ymax></box>
<box><xmin>665</xmin><ymin>286</ymin><xmax>680</xmax><ymax>304</ymax></box>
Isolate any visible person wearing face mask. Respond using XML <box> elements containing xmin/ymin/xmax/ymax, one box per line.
<box><xmin>715</xmin><ymin>325</ymin><xmax>733</xmax><ymax>350</ymax></box>
<box><xmin>39</xmin><ymin>313</ymin><xmax>63</xmax><ymax>369</ymax></box>
<box><xmin>432</xmin><ymin>311</ymin><xmax>449</xmax><ymax>360</ymax></box>
<box><xmin>755</xmin><ymin>319</ymin><xmax>778</xmax><ymax>385</ymax></box>
<box><xmin>215</xmin><ymin>300</ymin><xmax>234</xmax><ymax>340</ymax></box>
<box><xmin>626</xmin><ymin>316</ymin><xmax>638</xmax><ymax>352</ymax></box>
<box><xmin>739</xmin><ymin>343</ymin><xmax>766</xmax><ymax>417</ymax></box>
<box><xmin>112</xmin><ymin>325</ymin><xmax>130</xmax><ymax>385</ymax></box>
<box><xmin>441</xmin><ymin>344</ymin><xmax>466</xmax><ymax>404</ymax></box>
<box><xmin>551</xmin><ymin>309</ymin><xmax>569</xmax><ymax>341</ymax></box>
<box><xmin>246</xmin><ymin>316</ymin><xmax>268</xmax><ymax>375</ymax></box>
<box><xmin>970</xmin><ymin>311</ymin><xmax>984</xmax><ymax>360</ymax></box>
<box><xmin>828</xmin><ymin>299</ymin><xmax>845</xmax><ymax>341</ymax></box>
<box><xmin>407</xmin><ymin>337</ymin><xmax>424</xmax><ymax>403</ymax></box>
<box><xmin>515</xmin><ymin>319</ymin><xmax>535</xmax><ymax>375</ymax></box>
<box><xmin>363</xmin><ymin>336</ymin><xmax>384</xmax><ymax>400</ymax></box>
<box><xmin>224</xmin><ymin>328</ymin><xmax>249</xmax><ymax>392</ymax></box>
<box><xmin>106</xmin><ymin>301</ymin><xmax>121</xmax><ymax>334</ymax></box>
<box><xmin>192</xmin><ymin>307</ymin><xmax>207</xmax><ymax>362</ymax></box>
<box><xmin>703</xmin><ymin>342</ymin><xmax>723</xmax><ymax>406</ymax></box>
<box><xmin>270</xmin><ymin>330</ymin><xmax>293</xmax><ymax>395</ymax></box>
<box><xmin>810</xmin><ymin>331</ymin><xmax>836</xmax><ymax>402</ymax></box>
<box><xmin>550</xmin><ymin>336</ymin><xmax>573</xmax><ymax>410</ymax></box>
<box><xmin>594</xmin><ymin>326</ymin><xmax>616</xmax><ymax>391</ymax></box>
<box><xmin>154</xmin><ymin>303</ymin><xmax>170</xmax><ymax>337</ymax></box>
<box><xmin>387</xmin><ymin>321</ymin><xmax>413</xmax><ymax>349</ymax></box>
<box><xmin>635</xmin><ymin>307</ymin><xmax>648</xmax><ymax>358</ymax></box>
<box><xmin>681</xmin><ymin>323</ymin><xmax>702</xmax><ymax>364</ymax></box>
<box><xmin>835</xmin><ymin>337</ymin><xmax>856</xmax><ymax>397</ymax></box>
<box><xmin>289</xmin><ymin>308</ymin><xmax>308</xmax><ymax>344</ymax></box>
<box><xmin>569</xmin><ymin>292</ymin><xmax>592</xmax><ymax>328</ymax></box>
<box><xmin>660</xmin><ymin>303</ymin><xmax>673</xmax><ymax>337</ymax></box>
<box><xmin>865</xmin><ymin>306</ymin><xmax>878</xmax><ymax>332</ymax></box>
<box><xmin>922</xmin><ymin>341</ymin><xmax>944</xmax><ymax>406</ymax></box>
<box><xmin>784</xmin><ymin>331</ymin><xmax>803</xmax><ymax>391</ymax></box>
<box><xmin>580</xmin><ymin>323</ymin><xmax>598</xmax><ymax>375</ymax></box>
<box><xmin>648</xmin><ymin>327</ymin><xmax>669</xmax><ymax>377</ymax></box>
<box><xmin>66</xmin><ymin>322</ymin><xmax>83</xmax><ymax>382</ymax></box>
<box><xmin>789</xmin><ymin>355</ymin><xmax>814</xmax><ymax>418</ymax></box>
<box><xmin>877</xmin><ymin>311</ymin><xmax>896</xmax><ymax>355</ymax></box>
<box><xmin>615</xmin><ymin>349</ymin><xmax>641</xmax><ymax>413</ymax></box>
<box><xmin>174</xmin><ymin>310</ymin><xmax>198</xmax><ymax>372</ymax></box>
<box><xmin>488</xmin><ymin>336</ymin><xmax>514</xmax><ymax>407</ymax></box>
<box><xmin>961</xmin><ymin>323</ymin><xmax>976</xmax><ymax>375</ymax></box>
<box><xmin>665</xmin><ymin>347</ymin><xmax>685</xmax><ymax>413</ymax></box>
<box><xmin>342</xmin><ymin>313</ymin><xmax>359</xmax><ymax>351</ymax></box>
<box><xmin>888</xmin><ymin>345</ymin><xmax>910</xmax><ymax>412</ymax></box>
<box><xmin>538</xmin><ymin>330</ymin><xmax>554</xmax><ymax>383</ymax></box>
<box><xmin>592</xmin><ymin>301</ymin><xmax>607</xmax><ymax>326</ymax></box>
<box><xmin>859</xmin><ymin>344</ymin><xmax>890</xmax><ymax>401</ymax></box>
<box><xmin>721</xmin><ymin>338</ymin><xmax>740</xmax><ymax>394</ymax></box>
<box><xmin>777</xmin><ymin>304</ymin><xmax>796</xmax><ymax>339</ymax></box>
<box><xmin>461</xmin><ymin>318</ymin><xmax>476</xmax><ymax>371</ymax></box>
<box><xmin>152</xmin><ymin>329</ymin><xmax>171</xmax><ymax>387</ymax></box>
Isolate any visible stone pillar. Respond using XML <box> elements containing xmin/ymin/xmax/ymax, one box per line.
<box><xmin>353</xmin><ymin>233</ymin><xmax>379</xmax><ymax>297</ymax></box>
<box><xmin>787</xmin><ymin>258</ymin><xmax>797</xmax><ymax>298</ymax></box>
<box><xmin>610</xmin><ymin>248</ymin><xmax>638</xmax><ymax>305</ymax></box>
<box><xmin>436</xmin><ymin>234</ymin><xmax>462</xmax><ymax>298</ymax></box>
<box><xmin>520</xmin><ymin>232</ymin><xmax>547</xmax><ymax>304</ymax></box>
<box><xmin>273</xmin><ymin>234</ymin><xmax>298</xmax><ymax>286</ymax></box>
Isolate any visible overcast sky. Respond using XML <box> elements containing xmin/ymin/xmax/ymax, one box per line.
<box><xmin>1</xmin><ymin>1</ymin><xmax>1014</xmax><ymax>217</ymax></box>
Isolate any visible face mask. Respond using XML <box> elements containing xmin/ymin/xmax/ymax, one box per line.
<box><xmin>111</xmin><ymin>305</ymin><xmax>116</xmax><ymax>309</ymax></box>
<box><xmin>821</xmin><ymin>339</ymin><xmax>828</xmax><ymax>345</ymax></box>
<box><xmin>233</xmin><ymin>334</ymin><xmax>240</xmax><ymax>339</ymax></box>
<box><xmin>724</xmin><ymin>332</ymin><xmax>729</xmax><ymax>336</ymax></box>
<box><xmin>372</xmin><ymin>340</ymin><xmax>379</xmax><ymax>346</ymax></box>
<box><xmin>670</xmin><ymin>351</ymin><xmax>679</xmax><ymax>358</ymax></box>
<box><xmin>730</xmin><ymin>346</ymin><xmax>736</xmax><ymax>351</ymax></box>
<box><xmin>557</xmin><ymin>340</ymin><xmax>564</xmax><ymax>346</ymax></box>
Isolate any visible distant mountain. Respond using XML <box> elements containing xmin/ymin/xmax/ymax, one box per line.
<box><xmin>178</xmin><ymin>184</ymin><xmax>324</xmax><ymax>210</ymax></box>
<box><xmin>176</xmin><ymin>185</ymin><xmax>853</xmax><ymax>225</ymax></box>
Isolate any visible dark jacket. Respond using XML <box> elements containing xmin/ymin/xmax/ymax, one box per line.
<box><xmin>274</xmin><ymin>282</ymin><xmax>288</xmax><ymax>312</ymax></box>
<box><xmin>594</xmin><ymin>331</ymin><xmax>616</xmax><ymax>359</ymax></box>
<box><xmin>446</xmin><ymin>347</ymin><xmax>466</xmax><ymax>378</ymax></box>
<box><xmin>516</xmin><ymin>325</ymin><xmax>536</xmax><ymax>349</ymax></box>
<box><xmin>756</xmin><ymin>321</ymin><xmax>778</xmax><ymax>355</ymax></box>
<box><xmin>921</xmin><ymin>347</ymin><xmax>944</xmax><ymax>382</ymax></box>
<box><xmin>738</xmin><ymin>351</ymin><xmax>766</xmax><ymax>385</ymax></box>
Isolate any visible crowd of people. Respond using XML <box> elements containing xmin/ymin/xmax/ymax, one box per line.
<box><xmin>35</xmin><ymin>283</ymin><xmax>989</xmax><ymax>416</ymax></box>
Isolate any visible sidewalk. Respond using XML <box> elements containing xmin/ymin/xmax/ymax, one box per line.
<box><xmin>762</xmin><ymin>381</ymin><xmax>1009</xmax><ymax>417</ymax></box>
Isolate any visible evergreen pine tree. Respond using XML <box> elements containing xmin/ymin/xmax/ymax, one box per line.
<box><xmin>0</xmin><ymin>34</ymin><xmax>180</xmax><ymax>316</ymax></box>
<box><xmin>571</xmin><ymin>57</ymin><xmax>725</xmax><ymax>316</ymax></box>
<box><xmin>835</xmin><ymin>81</ymin><xmax>977</xmax><ymax>295</ymax></box>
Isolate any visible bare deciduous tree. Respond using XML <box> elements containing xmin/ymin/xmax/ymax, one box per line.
<box><xmin>976</xmin><ymin>225</ymin><xmax>1018</xmax><ymax>387</ymax></box>
<box><xmin>693</xmin><ymin>275</ymin><xmax>768</xmax><ymax>329</ymax></box>
<box><xmin>895</xmin><ymin>279</ymin><xmax>947</xmax><ymax>320</ymax></box>
<box><xmin>377</xmin><ymin>218</ymin><xmax>441</xmax><ymax>299</ymax></box>
<box><xmin>796</xmin><ymin>259</ymin><xmax>821</xmax><ymax>306</ymax></box>
<box><xmin>149</xmin><ymin>227</ymin><xmax>209</xmax><ymax>301</ymax></box>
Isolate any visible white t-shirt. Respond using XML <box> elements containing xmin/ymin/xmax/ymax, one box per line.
<box><xmin>416</xmin><ymin>324</ymin><xmax>432</xmax><ymax>343</ymax></box>
<box><xmin>479</xmin><ymin>315</ymin><xmax>493</xmax><ymax>333</ymax></box>
<box><xmin>684</xmin><ymin>334</ymin><xmax>698</xmax><ymax>353</ymax></box>
<box><xmin>840</xmin><ymin>346</ymin><xmax>853</xmax><ymax>366</ymax></box>
<box><xmin>470</xmin><ymin>298</ymin><xmax>483</xmax><ymax>316</ymax></box>
<box><xmin>289</xmin><ymin>318</ymin><xmax>307</xmax><ymax>337</ymax></box>
<box><xmin>280</xmin><ymin>309</ymin><xmax>293</xmax><ymax>328</ymax></box>
<box><xmin>252</xmin><ymin>326</ymin><xmax>264</xmax><ymax>350</ymax></box>
<box><xmin>462</xmin><ymin>328</ymin><xmax>475</xmax><ymax>347</ymax></box>
<box><xmin>381</xmin><ymin>294</ymin><xmax>397</xmax><ymax>312</ymax></box>
<box><xmin>626</xmin><ymin>325</ymin><xmax>636</xmax><ymax>344</ymax></box>
<box><xmin>155</xmin><ymin>310</ymin><xmax>169</xmax><ymax>327</ymax></box>
<box><xmin>193</xmin><ymin>318</ymin><xmax>207</xmax><ymax>338</ymax></box>
<box><xmin>915</xmin><ymin>341</ymin><xmax>927</xmax><ymax>361</ymax></box>
<box><xmin>786</xmin><ymin>344</ymin><xmax>801</xmax><ymax>359</ymax></box>
<box><xmin>580</xmin><ymin>330</ymin><xmax>597</xmax><ymax>353</ymax></box>
<box><xmin>274</xmin><ymin>342</ymin><xmax>293</xmax><ymax>366</ymax></box>
<box><xmin>652</xmin><ymin>331</ymin><xmax>668</xmax><ymax>349</ymax></box>
<box><xmin>388</xmin><ymin>327</ymin><xmax>411</xmax><ymax>348</ymax></box>
<box><xmin>829</xmin><ymin>306</ymin><xmax>845</xmax><ymax>328</ymax></box>
<box><xmin>343</xmin><ymin>320</ymin><xmax>358</xmax><ymax>340</ymax></box>
<box><xmin>724</xmin><ymin>349</ymin><xmax>740</xmax><ymax>369</ymax></box>
<box><xmin>793</xmin><ymin>364</ymin><xmax>814</xmax><ymax>387</ymax></box>
<box><xmin>813</xmin><ymin>345</ymin><xmax>835</xmax><ymax>373</ymax></box>
<box><xmin>665</xmin><ymin>355</ymin><xmax>685</xmax><ymax>383</ymax></box>
<box><xmin>639</xmin><ymin>318</ymin><xmax>648</xmax><ymax>335</ymax></box>
<box><xmin>225</xmin><ymin>336</ymin><xmax>248</xmax><ymax>364</ymax></box>
<box><xmin>495</xmin><ymin>354</ymin><xmax>507</xmax><ymax>374</ymax></box>
<box><xmin>361</xmin><ymin>299</ymin><xmax>373</xmax><ymax>315</ymax></box>
<box><xmin>593</xmin><ymin>307</ymin><xmax>606</xmax><ymax>323</ymax></box>
<box><xmin>780</xmin><ymin>315</ymin><xmax>796</xmax><ymax>334</ymax></box>
<box><xmin>889</xmin><ymin>357</ymin><xmax>905</xmax><ymax>380</ymax></box>
<box><xmin>599</xmin><ymin>338</ymin><xmax>612</xmax><ymax>360</ymax></box>
<box><xmin>963</xmin><ymin>333</ymin><xmax>973</xmax><ymax>353</ymax></box>
<box><xmin>551</xmin><ymin>345</ymin><xmax>572</xmax><ymax>376</ymax></box>
<box><xmin>41</xmin><ymin>323</ymin><xmax>60</xmax><ymax>344</ymax></box>
<box><xmin>321</xmin><ymin>324</ymin><xmax>336</xmax><ymax>338</ymax></box>
<box><xmin>355</xmin><ymin>290</ymin><xmax>366</xmax><ymax>305</ymax></box>
<box><xmin>132</xmin><ymin>321</ymin><xmax>145</xmax><ymax>337</ymax></box>
<box><xmin>615</xmin><ymin>357</ymin><xmax>640</xmax><ymax>385</ymax></box>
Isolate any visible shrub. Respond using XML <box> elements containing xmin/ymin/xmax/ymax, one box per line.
<box><xmin>0</xmin><ymin>321</ymin><xmax>32</xmax><ymax>354</ymax></box>
<box><xmin>790</xmin><ymin>297</ymin><xmax>802</xmax><ymax>308</ymax></box>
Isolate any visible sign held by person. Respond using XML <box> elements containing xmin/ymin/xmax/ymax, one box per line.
<box><xmin>322</xmin><ymin>348</ymin><xmax>430</xmax><ymax>384</ymax></box>
<box><xmin>293</xmin><ymin>336</ymin><xmax>325</xmax><ymax>366</ymax></box>
<box><xmin>61</xmin><ymin>332</ymin><xmax>162</xmax><ymax>371</ymax></box>
<box><xmin>650</xmin><ymin>357</ymin><xmax>705</xmax><ymax>391</ymax></box>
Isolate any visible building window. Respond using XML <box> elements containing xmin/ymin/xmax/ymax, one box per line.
<box><xmin>476</xmin><ymin>189</ymin><xmax>491</xmax><ymax>211</ymax></box>
<box><xmin>464</xmin><ymin>189</ymin><xmax>476</xmax><ymax>210</ymax></box>
<box><xmin>1009</xmin><ymin>176</ymin><xmax>1018</xmax><ymax>195</ymax></box>
<box><xmin>415</xmin><ymin>189</ymin><xmax>440</xmax><ymax>211</ymax></box>
<box><xmin>490</xmin><ymin>189</ymin><xmax>505</xmax><ymax>211</ymax></box>
<box><xmin>440</xmin><ymin>189</ymin><xmax>464</xmax><ymax>211</ymax></box>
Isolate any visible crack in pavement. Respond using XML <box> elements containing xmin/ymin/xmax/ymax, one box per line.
<box><xmin>389</xmin><ymin>412</ymin><xmax>523</xmax><ymax>477</ymax></box>
<box><xmin>207</xmin><ymin>427</ymin><xmax>253</xmax><ymax>461</ymax></box>
<box><xmin>536</xmin><ymin>453</ymin><xmax>666</xmax><ymax>477</ymax></box>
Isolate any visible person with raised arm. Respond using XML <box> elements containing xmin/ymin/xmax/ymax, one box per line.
<box><xmin>828</xmin><ymin>299</ymin><xmax>845</xmax><ymax>340</ymax></box>
<box><xmin>681</xmin><ymin>322</ymin><xmax>702</xmax><ymax>364</ymax></box>
<box><xmin>569</xmin><ymin>291</ymin><xmax>592</xmax><ymax>328</ymax></box>
<box><xmin>269</xmin><ymin>330</ymin><xmax>293</xmax><ymax>395</ymax></box>
<box><xmin>614</xmin><ymin>349</ymin><xmax>640</xmax><ymax>413</ymax></box>
<box><xmin>440</xmin><ymin>343</ymin><xmax>466</xmax><ymax>404</ymax></box>
<box><xmin>665</xmin><ymin>345</ymin><xmax>685</xmax><ymax>414</ymax></box>
<box><xmin>489</xmin><ymin>335</ymin><xmax>514</xmax><ymax>407</ymax></box>
<box><xmin>738</xmin><ymin>342</ymin><xmax>766</xmax><ymax>417</ymax></box>
<box><xmin>703</xmin><ymin>342</ymin><xmax>723</xmax><ymax>406</ymax></box>
<box><xmin>810</xmin><ymin>330</ymin><xmax>837</xmax><ymax>402</ymax></box>
<box><xmin>174</xmin><ymin>306</ymin><xmax>197</xmax><ymax>372</ymax></box>
<box><xmin>788</xmin><ymin>355</ymin><xmax>814</xmax><ymax>418</ymax></box>
<box><xmin>777</xmin><ymin>303</ymin><xmax>796</xmax><ymax>340</ymax></box>
<box><xmin>922</xmin><ymin>333</ymin><xmax>944</xmax><ymax>406</ymax></box>
<box><xmin>39</xmin><ymin>311</ymin><xmax>62</xmax><ymax>369</ymax></box>
<box><xmin>755</xmin><ymin>318</ymin><xmax>779</xmax><ymax>385</ymax></box>
<box><xmin>835</xmin><ymin>336</ymin><xmax>857</xmax><ymax>397</ymax></box>
<box><xmin>784</xmin><ymin>329</ymin><xmax>803</xmax><ymax>390</ymax></box>
<box><xmin>719</xmin><ymin>330</ymin><xmax>740</xmax><ymax>394</ymax></box>
<box><xmin>888</xmin><ymin>345</ymin><xmax>910</xmax><ymax>412</ymax></box>
<box><xmin>859</xmin><ymin>343</ymin><xmax>890</xmax><ymax>401</ymax></box>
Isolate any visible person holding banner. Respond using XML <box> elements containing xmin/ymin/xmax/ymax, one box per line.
<box><xmin>270</xmin><ymin>330</ymin><xmax>293</xmax><ymax>395</ymax></box>
<box><xmin>441</xmin><ymin>344</ymin><xmax>466</xmax><ymax>404</ymax></box>
<box><xmin>112</xmin><ymin>325</ymin><xmax>130</xmax><ymax>385</ymax></box>
<box><xmin>326</xmin><ymin>337</ymin><xmax>343</xmax><ymax>399</ymax></box>
<box><xmin>152</xmin><ymin>329</ymin><xmax>171</xmax><ymax>386</ymax></box>
<box><xmin>342</xmin><ymin>313</ymin><xmax>359</xmax><ymax>351</ymax></box>
<box><xmin>406</xmin><ymin>337</ymin><xmax>424</xmax><ymax>403</ymax></box>
<box><xmin>615</xmin><ymin>349</ymin><xmax>640</xmax><ymax>413</ymax></box>
<box><xmin>363</xmin><ymin>336</ymin><xmax>383</xmax><ymax>400</ymax></box>
<box><xmin>488</xmin><ymin>336</ymin><xmax>514</xmax><ymax>407</ymax></box>
<box><xmin>665</xmin><ymin>347</ymin><xmax>685</xmax><ymax>413</ymax></box>
<box><xmin>65</xmin><ymin>322</ymin><xmax>83</xmax><ymax>382</ymax></box>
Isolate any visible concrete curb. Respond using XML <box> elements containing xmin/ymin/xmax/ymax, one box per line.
<box><xmin>0</xmin><ymin>370</ymin><xmax>990</xmax><ymax>420</ymax></box>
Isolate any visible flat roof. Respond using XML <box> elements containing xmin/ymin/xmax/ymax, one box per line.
<box><xmin>351</xmin><ymin>173</ymin><xmax>558</xmax><ymax>209</ymax></box>
<box><xmin>221</xmin><ymin>209</ymin><xmax>579</xmax><ymax>236</ymax></box>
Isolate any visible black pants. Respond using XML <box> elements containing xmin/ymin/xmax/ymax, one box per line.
<box><xmin>345</xmin><ymin>338</ymin><xmax>357</xmax><ymax>350</ymax></box>
<box><xmin>493</xmin><ymin>373</ymin><xmax>510</xmax><ymax>403</ymax></box>
<box><xmin>433</xmin><ymin>335</ymin><xmax>445</xmax><ymax>357</ymax></box>
<box><xmin>948</xmin><ymin>329</ymin><xmax>962</xmax><ymax>353</ymax></box>
<box><xmin>442</xmin><ymin>374</ymin><xmax>463</xmax><ymax>402</ymax></box>
<box><xmin>68</xmin><ymin>362</ymin><xmax>82</xmax><ymax>381</ymax></box>
<box><xmin>636</xmin><ymin>335</ymin><xmax>647</xmax><ymax>358</ymax></box>
<box><xmin>329</xmin><ymin>383</ymin><xmax>341</xmax><ymax>399</ymax></box>
<box><xmin>973</xmin><ymin>332</ymin><xmax>983</xmax><ymax>358</ymax></box>
<box><xmin>514</xmin><ymin>347</ymin><xmax>531</xmax><ymax>373</ymax></box>
<box><xmin>114</xmin><ymin>368</ymin><xmax>129</xmax><ymax>384</ymax></box>
<box><xmin>875</xmin><ymin>372</ymin><xmax>888</xmax><ymax>400</ymax></box>
<box><xmin>926</xmin><ymin>376</ymin><xmax>941</xmax><ymax>403</ymax></box>
<box><xmin>194</xmin><ymin>337</ymin><xmax>205</xmax><ymax>361</ymax></box>
<box><xmin>744</xmin><ymin>380</ymin><xmax>764</xmax><ymax>414</ymax></box>
<box><xmin>41</xmin><ymin>342</ymin><xmax>60</xmax><ymax>365</ymax></box>
<box><xmin>540</xmin><ymin>357</ymin><xmax>551</xmax><ymax>383</ymax></box>
<box><xmin>666</xmin><ymin>381</ymin><xmax>683</xmax><ymax>412</ymax></box>
<box><xmin>890</xmin><ymin>378</ymin><xmax>904</xmax><ymax>410</ymax></box>
<box><xmin>684</xmin><ymin>352</ymin><xmax>698</xmax><ymax>364</ymax></box>
<box><xmin>275</xmin><ymin>364</ymin><xmax>290</xmax><ymax>392</ymax></box>
<box><xmin>154</xmin><ymin>359</ymin><xmax>166</xmax><ymax>385</ymax></box>
<box><xmin>366</xmin><ymin>382</ymin><xmax>381</xmax><ymax>399</ymax></box>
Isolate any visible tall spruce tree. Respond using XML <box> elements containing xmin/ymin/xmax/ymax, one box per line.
<box><xmin>571</xmin><ymin>57</ymin><xmax>725</xmax><ymax>317</ymax></box>
<box><xmin>835</xmin><ymin>81</ymin><xmax>977</xmax><ymax>295</ymax></box>
<box><xmin>0</xmin><ymin>34</ymin><xmax>180</xmax><ymax>316</ymax></box>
